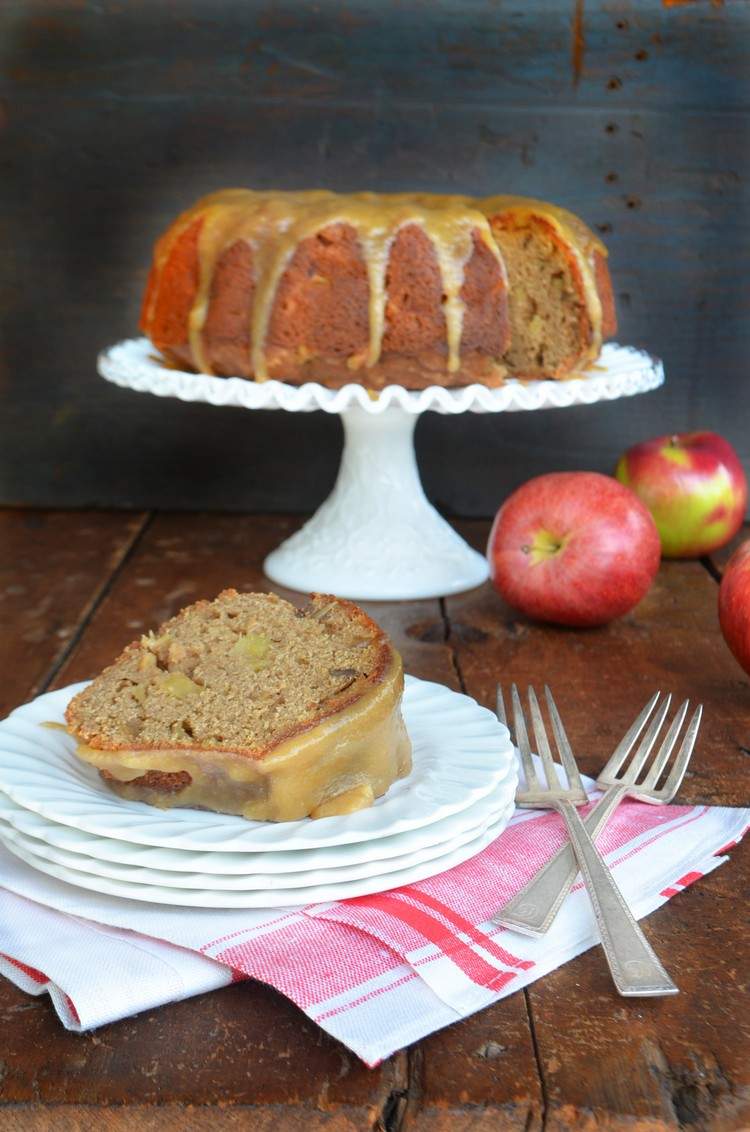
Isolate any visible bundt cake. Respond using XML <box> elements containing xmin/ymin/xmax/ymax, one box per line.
<box><xmin>141</xmin><ymin>189</ymin><xmax>616</xmax><ymax>391</ymax></box>
<box><xmin>65</xmin><ymin>590</ymin><xmax>411</xmax><ymax>822</ymax></box>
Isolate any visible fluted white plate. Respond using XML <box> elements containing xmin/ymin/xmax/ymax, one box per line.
<box><xmin>0</xmin><ymin>800</ymin><xmax>515</xmax><ymax>908</ymax></box>
<box><xmin>99</xmin><ymin>338</ymin><xmax>663</xmax><ymax>416</ymax></box>
<box><xmin>0</xmin><ymin>739</ymin><xmax>514</xmax><ymax>879</ymax></box>
<box><xmin>0</xmin><ymin>781</ymin><xmax>508</xmax><ymax>891</ymax></box>
<box><xmin>0</xmin><ymin>677</ymin><xmax>515</xmax><ymax>853</ymax></box>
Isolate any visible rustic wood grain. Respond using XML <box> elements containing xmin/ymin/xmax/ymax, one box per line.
<box><xmin>1</xmin><ymin>0</ymin><xmax>748</xmax><ymax>515</ymax></box>
<box><xmin>0</xmin><ymin>510</ymin><xmax>147</xmax><ymax>716</ymax></box>
<box><xmin>2</xmin><ymin>509</ymin><xmax>749</xmax><ymax>1129</ymax></box>
<box><xmin>445</xmin><ymin>520</ymin><xmax>750</xmax><ymax>1130</ymax></box>
<box><xmin>402</xmin><ymin>1002</ymin><xmax>544</xmax><ymax>1131</ymax></box>
<box><xmin>0</xmin><ymin>1107</ymin><xmax>382</xmax><ymax>1132</ymax></box>
<box><xmin>529</xmin><ymin>850</ymin><xmax>750</xmax><ymax>1132</ymax></box>
<box><xmin>0</xmin><ymin>979</ymin><xmax>408</xmax><ymax>1131</ymax></box>
<box><xmin>0</xmin><ymin>1104</ymin><xmax>404</xmax><ymax>1132</ymax></box>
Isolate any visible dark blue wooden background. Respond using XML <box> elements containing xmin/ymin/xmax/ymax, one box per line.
<box><xmin>2</xmin><ymin>0</ymin><xmax>748</xmax><ymax>516</ymax></box>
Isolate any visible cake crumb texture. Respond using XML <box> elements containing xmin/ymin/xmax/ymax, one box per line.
<box><xmin>66</xmin><ymin>590</ymin><xmax>388</xmax><ymax>758</ymax></box>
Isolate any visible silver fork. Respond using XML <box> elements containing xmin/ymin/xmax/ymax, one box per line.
<box><xmin>499</xmin><ymin>684</ymin><xmax>678</xmax><ymax>997</ymax></box>
<box><xmin>495</xmin><ymin>690</ymin><xmax>702</xmax><ymax>938</ymax></box>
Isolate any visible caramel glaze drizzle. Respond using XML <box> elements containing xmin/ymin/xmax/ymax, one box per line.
<box><xmin>167</xmin><ymin>189</ymin><xmax>606</xmax><ymax>381</ymax></box>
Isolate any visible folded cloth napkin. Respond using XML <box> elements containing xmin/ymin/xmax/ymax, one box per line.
<box><xmin>0</xmin><ymin>789</ymin><xmax>747</xmax><ymax>1067</ymax></box>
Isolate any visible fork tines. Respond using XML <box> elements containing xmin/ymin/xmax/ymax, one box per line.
<box><xmin>498</xmin><ymin>683</ymin><xmax>702</xmax><ymax>805</ymax></box>
<box><xmin>598</xmin><ymin>693</ymin><xmax>702</xmax><ymax>799</ymax></box>
<box><xmin>503</xmin><ymin>683</ymin><xmax>588</xmax><ymax>804</ymax></box>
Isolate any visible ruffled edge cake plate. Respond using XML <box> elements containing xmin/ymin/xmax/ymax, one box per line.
<box><xmin>99</xmin><ymin>338</ymin><xmax>662</xmax><ymax>416</ymax></box>
<box><xmin>98</xmin><ymin>339</ymin><xmax>664</xmax><ymax>601</ymax></box>
<box><xmin>0</xmin><ymin>800</ymin><xmax>515</xmax><ymax>908</ymax></box>
<box><xmin>0</xmin><ymin>782</ymin><xmax>507</xmax><ymax>892</ymax></box>
<box><xmin>0</xmin><ymin>742</ymin><xmax>513</xmax><ymax>880</ymax></box>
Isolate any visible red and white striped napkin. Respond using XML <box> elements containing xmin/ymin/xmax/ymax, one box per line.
<box><xmin>1</xmin><ymin>794</ymin><xmax>747</xmax><ymax>1066</ymax></box>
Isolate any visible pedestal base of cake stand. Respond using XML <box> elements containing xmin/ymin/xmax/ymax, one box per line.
<box><xmin>264</xmin><ymin>406</ymin><xmax>488</xmax><ymax>601</ymax></box>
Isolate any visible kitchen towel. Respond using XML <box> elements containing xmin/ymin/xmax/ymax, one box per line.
<box><xmin>1</xmin><ymin>793</ymin><xmax>746</xmax><ymax>1066</ymax></box>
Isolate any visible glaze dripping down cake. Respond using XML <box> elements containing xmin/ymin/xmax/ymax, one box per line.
<box><xmin>65</xmin><ymin>591</ymin><xmax>411</xmax><ymax>822</ymax></box>
<box><xmin>141</xmin><ymin>190</ymin><xmax>617</xmax><ymax>391</ymax></box>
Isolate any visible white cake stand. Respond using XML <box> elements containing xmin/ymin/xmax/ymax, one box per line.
<box><xmin>98</xmin><ymin>340</ymin><xmax>663</xmax><ymax>601</ymax></box>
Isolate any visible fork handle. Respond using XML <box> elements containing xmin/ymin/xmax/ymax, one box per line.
<box><xmin>494</xmin><ymin>784</ymin><xmax>629</xmax><ymax>936</ymax></box>
<box><xmin>556</xmin><ymin>799</ymin><xmax>678</xmax><ymax>996</ymax></box>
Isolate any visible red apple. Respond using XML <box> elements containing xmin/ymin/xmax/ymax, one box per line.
<box><xmin>487</xmin><ymin>472</ymin><xmax>661</xmax><ymax>627</ymax></box>
<box><xmin>718</xmin><ymin>540</ymin><xmax>750</xmax><ymax>677</ymax></box>
<box><xmin>615</xmin><ymin>431</ymin><xmax>747</xmax><ymax>559</ymax></box>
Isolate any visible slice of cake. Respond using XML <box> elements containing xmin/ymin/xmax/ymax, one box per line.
<box><xmin>65</xmin><ymin>590</ymin><xmax>411</xmax><ymax>822</ymax></box>
<box><xmin>480</xmin><ymin>196</ymin><xmax>617</xmax><ymax>380</ymax></box>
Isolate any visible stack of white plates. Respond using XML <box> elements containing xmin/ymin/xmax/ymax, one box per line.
<box><xmin>0</xmin><ymin>677</ymin><xmax>517</xmax><ymax>908</ymax></box>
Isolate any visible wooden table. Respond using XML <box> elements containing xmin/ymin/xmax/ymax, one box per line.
<box><xmin>1</xmin><ymin>509</ymin><xmax>748</xmax><ymax>1131</ymax></box>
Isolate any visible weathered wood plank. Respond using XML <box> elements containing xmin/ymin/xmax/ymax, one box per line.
<box><xmin>1</xmin><ymin>1</ymin><xmax>748</xmax><ymax>516</ymax></box>
<box><xmin>403</xmin><ymin>1002</ymin><xmax>544</xmax><ymax>1131</ymax></box>
<box><xmin>0</xmin><ymin>977</ymin><xmax>408</xmax><ymax>1130</ymax></box>
<box><xmin>0</xmin><ymin>1101</ymin><xmax>403</xmax><ymax>1132</ymax></box>
<box><xmin>445</xmin><ymin>519</ymin><xmax>750</xmax><ymax>1130</ymax></box>
<box><xmin>3</xmin><ymin>93</ymin><xmax>747</xmax><ymax>517</ymax></box>
<box><xmin>0</xmin><ymin>509</ymin><xmax>147</xmax><ymax>717</ymax></box>
<box><xmin>532</xmin><ymin>846</ymin><xmax>750</xmax><ymax>1132</ymax></box>
<box><xmin>2</xmin><ymin>510</ymin><xmax>749</xmax><ymax>1127</ymax></box>
<box><xmin>3</xmin><ymin>0</ymin><xmax>747</xmax><ymax>110</ymax></box>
